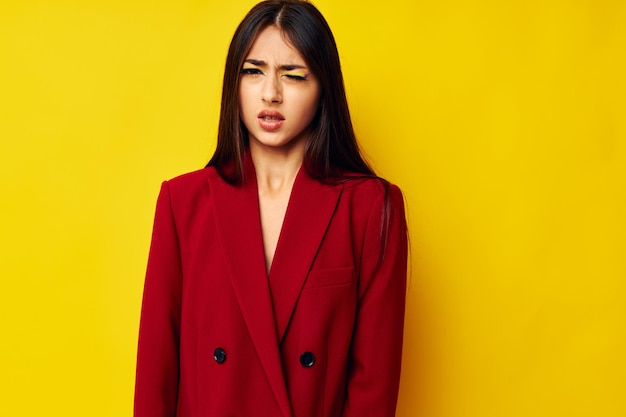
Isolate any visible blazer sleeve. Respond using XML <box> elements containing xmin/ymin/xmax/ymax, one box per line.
<box><xmin>343</xmin><ymin>183</ymin><xmax>408</xmax><ymax>417</ymax></box>
<box><xmin>134</xmin><ymin>181</ymin><xmax>182</xmax><ymax>417</ymax></box>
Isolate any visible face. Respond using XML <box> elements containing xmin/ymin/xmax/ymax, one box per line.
<box><xmin>239</xmin><ymin>26</ymin><xmax>321</xmax><ymax>154</ymax></box>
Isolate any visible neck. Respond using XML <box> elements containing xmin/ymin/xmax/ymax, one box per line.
<box><xmin>250</xmin><ymin>141</ymin><xmax>305</xmax><ymax>195</ymax></box>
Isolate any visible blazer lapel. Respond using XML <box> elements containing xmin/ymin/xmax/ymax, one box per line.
<box><xmin>208</xmin><ymin>168</ymin><xmax>292</xmax><ymax>417</ymax></box>
<box><xmin>269</xmin><ymin>168</ymin><xmax>344</xmax><ymax>343</ymax></box>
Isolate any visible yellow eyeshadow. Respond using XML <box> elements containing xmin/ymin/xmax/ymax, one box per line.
<box><xmin>283</xmin><ymin>72</ymin><xmax>308</xmax><ymax>78</ymax></box>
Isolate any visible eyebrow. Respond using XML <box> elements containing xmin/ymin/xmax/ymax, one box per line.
<box><xmin>243</xmin><ymin>59</ymin><xmax>307</xmax><ymax>71</ymax></box>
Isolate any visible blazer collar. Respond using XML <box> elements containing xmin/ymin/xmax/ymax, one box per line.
<box><xmin>268</xmin><ymin>166</ymin><xmax>343</xmax><ymax>342</ymax></box>
<box><xmin>208</xmin><ymin>158</ymin><xmax>343</xmax><ymax>417</ymax></box>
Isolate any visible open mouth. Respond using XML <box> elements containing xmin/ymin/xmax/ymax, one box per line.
<box><xmin>258</xmin><ymin>110</ymin><xmax>285</xmax><ymax>120</ymax></box>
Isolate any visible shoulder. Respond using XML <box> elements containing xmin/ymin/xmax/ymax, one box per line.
<box><xmin>334</xmin><ymin>175</ymin><xmax>405</xmax><ymax>230</ymax></box>
<box><xmin>161</xmin><ymin>166</ymin><xmax>226</xmax><ymax>197</ymax></box>
<box><xmin>339</xmin><ymin>175</ymin><xmax>404</xmax><ymax>207</ymax></box>
<box><xmin>164</xmin><ymin>166</ymin><xmax>219</xmax><ymax>189</ymax></box>
<box><xmin>155</xmin><ymin>166</ymin><xmax>224</xmax><ymax>213</ymax></box>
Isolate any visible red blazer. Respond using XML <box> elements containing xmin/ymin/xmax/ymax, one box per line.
<box><xmin>135</xmin><ymin>163</ymin><xmax>408</xmax><ymax>417</ymax></box>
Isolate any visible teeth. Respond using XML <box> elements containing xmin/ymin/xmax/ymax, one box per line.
<box><xmin>262</xmin><ymin>116</ymin><xmax>280</xmax><ymax>121</ymax></box>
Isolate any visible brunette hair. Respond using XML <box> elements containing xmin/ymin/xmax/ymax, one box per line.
<box><xmin>206</xmin><ymin>0</ymin><xmax>375</xmax><ymax>183</ymax></box>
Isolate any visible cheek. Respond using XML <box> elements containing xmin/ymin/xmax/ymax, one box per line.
<box><xmin>238</xmin><ymin>82</ymin><xmax>255</xmax><ymax>107</ymax></box>
<box><xmin>294</xmin><ymin>88</ymin><xmax>321</xmax><ymax>118</ymax></box>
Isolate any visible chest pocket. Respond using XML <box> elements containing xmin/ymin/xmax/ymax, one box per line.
<box><xmin>304</xmin><ymin>266</ymin><xmax>354</xmax><ymax>289</ymax></box>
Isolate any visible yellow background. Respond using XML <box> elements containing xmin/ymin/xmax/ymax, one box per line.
<box><xmin>1</xmin><ymin>0</ymin><xmax>624</xmax><ymax>416</ymax></box>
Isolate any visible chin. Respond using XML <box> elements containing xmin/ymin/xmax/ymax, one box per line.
<box><xmin>251</xmin><ymin>134</ymin><xmax>305</xmax><ymax>151</ymax></box>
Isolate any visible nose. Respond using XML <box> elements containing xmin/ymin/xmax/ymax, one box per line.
<box><xmin>261</xmin><ymin>74</ymin><xmax>282</xmax><ymax>104</ymax></box>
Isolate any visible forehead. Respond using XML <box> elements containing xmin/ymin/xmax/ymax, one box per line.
<box><xmin>246</xmin><ymin>26</ymin><xmax>306</xmax><ymax>64</ymax></box>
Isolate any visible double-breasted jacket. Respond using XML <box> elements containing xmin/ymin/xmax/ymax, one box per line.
<box><xmin>134</xmin><ymin>162</ymin><xmax>408</xmax><ymax>417</ymax></box>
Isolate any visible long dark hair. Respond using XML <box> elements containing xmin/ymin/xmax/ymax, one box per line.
<box><xmin>206</xmin><ymin>0</ymin><xmax>375</xmax><ymax>184</ymax></box>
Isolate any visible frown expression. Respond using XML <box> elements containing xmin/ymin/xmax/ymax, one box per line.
<box><xmin>239</xmin><ymin>26</ymin><xmax>321</xmax><ymax>153</ymax></box>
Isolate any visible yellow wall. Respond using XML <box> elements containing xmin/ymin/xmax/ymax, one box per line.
<box><xmin>1</xmin><ymin>0</ymin><xmax>624</xmax><ymax>416</ymax></box>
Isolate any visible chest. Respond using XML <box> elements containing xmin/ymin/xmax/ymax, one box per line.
<box><xmin>258</xmin><ymin>188</ymin><xmax>291</xmax><ymax>274</ymax></box>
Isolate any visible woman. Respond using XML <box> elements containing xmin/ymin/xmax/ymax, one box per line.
<box><xmin>134</xmin><ymin>1</ymin><xmax>408</xmax><ymax>416</ymax></box>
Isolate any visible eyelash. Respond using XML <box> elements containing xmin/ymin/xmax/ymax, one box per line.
<box><xmin>240</xmin><ymin>68</ymin><xmax>308</xmax><ymax>81</ymax></box>
<box><xmin>241</xmin><ymin>68</ymin><xmax>262</xmax><ymax>76</ymax></box>
<box><xmin>285</xmin><ymin>74</ymin><xmax>307</xmax><ymax>81</ymax></box>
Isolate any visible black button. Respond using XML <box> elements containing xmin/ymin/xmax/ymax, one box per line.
<box><xmin>214</xmin><ymin>347</ymin><xmax>226</xmax><ymax>364</ymax></box>
<box><xmin>299</xmin><ymin>351</ymin><xmax>315</xmax><ymax>367</ymax></box>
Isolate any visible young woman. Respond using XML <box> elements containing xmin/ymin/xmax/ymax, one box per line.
<box><xmin>134</xmin><ymin>1</ymin><xmax>408</xmax><ymax>417</ymax></box>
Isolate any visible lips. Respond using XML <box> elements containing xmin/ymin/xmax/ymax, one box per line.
<box><xmin>258</xmin><ymin>110</ymin><xmax>285</xmax><ymax>131</ymax></box>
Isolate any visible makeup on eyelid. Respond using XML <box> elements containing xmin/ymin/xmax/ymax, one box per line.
<box><xmin>240</xmin><ymin>67</ymin><xmax>310</xmax><ymax>80</ymax></box>
<box><xmin>284</xmin><ymin>72</ymin><xmax>308</xmax><ymax>80</ymax></box>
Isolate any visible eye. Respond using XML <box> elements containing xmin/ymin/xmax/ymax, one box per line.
<box><xmin>241</xmin><ymin>68</ymin><xmax>263</xmax><ymax>76</ymax></box>
<box><xmin>283</xmin><ymin>73</ymin><xmax>308</xmax><ymax>82</ymax></box>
